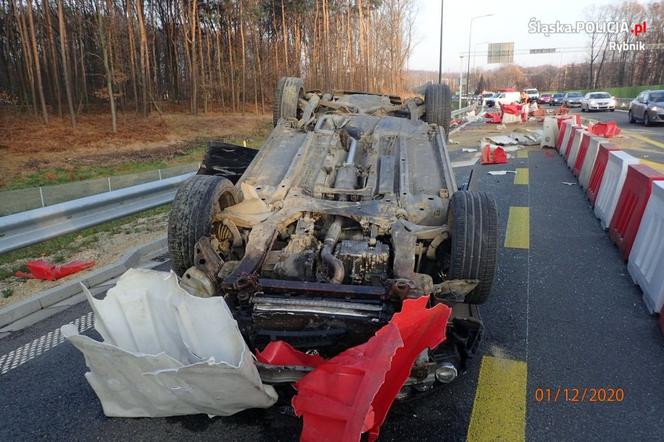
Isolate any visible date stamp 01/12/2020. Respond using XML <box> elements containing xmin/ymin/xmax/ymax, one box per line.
<box><xmin>533</xmin><ymin>387</ymin><xmax>625</xmax><ymax>403</ymax></box>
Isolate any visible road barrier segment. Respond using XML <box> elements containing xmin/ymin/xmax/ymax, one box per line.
<box><xmin>609</xmin><ymin>165</ymin><xmax>664</xmax><ymax>260</ymax></box>
<box><xmin>594</xmin><ymin>151</ymin><xmax>640</xmax><ymax>229</ymax></box>
<box><xmin>628</xmin><ymin>180</ymin><xmax>664</xmax><ymax>314</ymax></box>
<box><xmin>544</xmin><ymin>114</ymin><xmax>664</xmax><ymax>319</ymax></box>
<box><xmin>572</xmin><ymin>133</ymin><xmax>592</xmax><ymax>177</ymax></box>
<box><xmin>587</xmin><ymin>144</ymin><xmax>621</xmax><ymax>206</ymax></box>
<box><xmin>579</xmin><ymin>137</ymin><xmax>606</xmax><ymax>189</ymax></box>
<box><xmin>0</xmin><ymin>173</ymin><xmax>193</xmax><ymax>254</ymax></box>
<box><xmin>567</xmin><ymin>129</ymin><xmax>589</xmax><ymax>170</ymax></box>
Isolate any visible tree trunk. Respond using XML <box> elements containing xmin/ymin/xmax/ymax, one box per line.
<box><xmin>26</xmin><ymin>0</ymin><xmax>48</xmax><ymax>123</ymax></box>
<box><xmin>96</xmin><ymin>0</ymin><xmax>116</xmax><ymax>132</ymax></box>
<box><xmin>57</xmin><ymin>0</ymin><xmax>75</xmax><ymax>127</ymax></box>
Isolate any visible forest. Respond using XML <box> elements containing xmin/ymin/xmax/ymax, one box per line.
<box><xmin>0</xmin><ymin>0</ymin><xmax>415</xmax><ymax>130</ymax></box>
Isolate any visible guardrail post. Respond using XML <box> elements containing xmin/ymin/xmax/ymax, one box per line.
<box><xmin>158</xmin><ymin>169</ymin><xmax>163</xmax><ymax>180</ymax></box>
<box><xmin>108</xmin><ymin>177</ymin><xmax>112</xmax><ymax>192</ymax></box>
<box><xmin>39</xmin><ymin>186</ymin><xmax>45</xmax><ymax>208</ymax></box>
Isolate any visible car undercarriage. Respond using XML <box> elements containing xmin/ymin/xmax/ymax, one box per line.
<box><xmin>167</xmin><ymin>78</ymin><xmax>498</xmax><ymax>397</ymax></box>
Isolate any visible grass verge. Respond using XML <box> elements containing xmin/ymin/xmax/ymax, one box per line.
<box><xmin>0</xmin><ymin>204</ymin><xmax>171</xmax><ymax>282</ymax></box>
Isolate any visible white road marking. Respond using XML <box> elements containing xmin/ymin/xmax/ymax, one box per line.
<box><xmin>0</xmin><ymin>311</ymin><xmax>94</xmax><ymax>375</ymax></box>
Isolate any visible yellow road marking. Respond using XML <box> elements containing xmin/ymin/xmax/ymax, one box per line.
<box><xmin>626</xmin><ymin>132</ymin><xmax>664</xmax><ymax>150</ymax></box>
<box><xmin>467</xmin><ymin>356</ymin><xmax>528</xmax><ymax>442</ymax></box>
<box><xmin>504</xmin><ymin>207</ymin><xmax>530</xmax><ymax>249</ymax></box>
<box><xmin>517</xmin><ymin>150</ymin><xmax>529</xmax><ymax>158</ymax></box>
<box><xmin>641</xmin><ymin>159</ymin><xmax>664</xmax><ymax>173</ymax></box>
<box><xmin>514</xmin><ymin>168</ymin><xmax>529</xmax><ymax>185</ymax></box>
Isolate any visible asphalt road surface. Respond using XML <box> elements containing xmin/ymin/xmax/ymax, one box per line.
<box><xmin>1</xmin><ymin>146</ymin><xmax>664</xmax><ymax>441</ymax></box>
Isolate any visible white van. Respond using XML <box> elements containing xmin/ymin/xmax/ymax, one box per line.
<box><xmin>485</xmin><ymin>91</ymin><xmax>522</xmax><ymax>108</ymax></box>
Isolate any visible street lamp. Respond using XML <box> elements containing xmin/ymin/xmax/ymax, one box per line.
<box><xmin>466</xmin><ymin>14</ymin><xmax>493</xmax><ymax>101</ymax></box>
<box><xmin>438</xmin><ymin>0</ymin><xmax>444</xmax><ymax>84</ymax></box>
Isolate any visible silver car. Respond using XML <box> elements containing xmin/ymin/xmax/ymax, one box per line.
<box><xmin>563</xmin><ymin>91</ymin><xmax>583</xmax><ymax>107</ymax></box>
<box><xmin>581</xmin><ymin>92</ymin><xmax>616</xmax><ymax>112</ymax></box>
<box><xmin>629</xmin><ymin>90</ymin><xmax>664</xmax><ymax>126</ymax></box>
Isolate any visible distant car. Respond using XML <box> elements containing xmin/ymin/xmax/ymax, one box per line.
<box><xmin>551</xmin><ymin>93</ymin><xmax>565</xmax><ymax>106</ymax></box>
<box><xmin>563</xmin><ymin>91</ymin><xmax>583</xmax><ymax>107</ymax></box>
<box><xmin>524</xmin><ymin>88</ymin><xmax>539</xmax><ymax>102</ymax></box>
<box><xmin>482</xmin><ymin>93</ymin><xmax>497</xmax><ymax>107</ymax></box>
<box><xmin>538</xmin><ymin>93</ymin><xmax>552</xmax><ymax>105</ymax></box>
<box><xmin>581</xmin><ymin>92</ymin><xmax>616</xmax><ymax>112</ymax></box>
<box><xmin>485</xmin><ymin>91</ymin><xmax>521</xmax><ymax>108</ymax></box>
<box><xmin>629</xmin><ymin>90</ymin><xmax>664</xmax><ymax>126</ymax></box>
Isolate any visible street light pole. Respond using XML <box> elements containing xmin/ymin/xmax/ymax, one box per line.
<box><xmin>466</xmin><ymin>14</ymin><xmax>493</xmax><ymax>102</ymax></box>
<box><xmin>438</xmin><ymin>0</ymin><xmax>444</xmax><ymax>84</ymax></box>
<box><xmin>459</xmin><ymin>56</ymin><xmax>463</xmax><ymax>110</ymax></box>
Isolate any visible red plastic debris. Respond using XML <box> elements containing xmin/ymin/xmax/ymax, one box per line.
<box><xmin>586</xmin><ymin>143</ymin><xmax>620</xmax><ymax>206</ymax></box>
<box><xmin>256</xmin><ymin>341</ymin><xmax>325</xmax><ymax>368</ymax></box>
<box><xmin>500</xmin><ymin>103</ymin><xmax>526</xmax><ymax>122</ymax></box>
<box><xmin>15</xmin><ymin>260</ymin><xmax>95</xmax><ymax>281</ymax></box>
<box><xmin>588</xmin><ymin>121</ymin><xmax>621</xmax><ymax>138</ymax></box>
<box><xmin>572</xmin><ymin>132</ymin><xmax>593</xmax><ymax>177</ymax></box>
<box><xmin>483</xmin><ymin>112</ymin><xmax>502</xmax><ymax>124</ymax></box>
<box><xmin>481</xmin><ymin>145</ymin><xmax>508</xmax><ymax>165</ymax></box>
<box><xmin>608</xmin><ymin>165</ymin><xmax>664</xmax><ymax>259</ymax></box>
<box><xmin>259</xmin><ymin>297</ymin><xmax>451</xmax><ymax>442</ymax></box>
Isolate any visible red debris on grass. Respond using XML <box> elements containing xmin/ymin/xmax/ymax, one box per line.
<box><xmin>258</xmin><ymin>297</ymin><xmax>451</xmax><ymax>442</ymax></box>
<box><xmin>15</xmin><ymin>260</ymin><xmax>95</xmax><ymax>281</ymax></box>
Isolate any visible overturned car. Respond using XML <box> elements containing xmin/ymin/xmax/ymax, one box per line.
<box><xmin>167</xmin><ymin>77</ymin><xmax>497</xmax><ymax>396</ymax></box>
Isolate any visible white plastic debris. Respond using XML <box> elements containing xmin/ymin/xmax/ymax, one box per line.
<box><xmin>561</xmin><ymin>182</ymin><xmax>577</xmax><ymax>186</ymax></box>
<box><xmin>62</xmin><ymin>268</ymin><xmax>278</xmax><ymax>418</ymax></box>
<box><xmin>462</xmin><ymin>148</ymin><xmax>478</xmax><ymax>153</ymax></box>
<box><xmin>488</xmin><ymin>171</ymin><xmax>517</xmax><ymax>176</ymax></box>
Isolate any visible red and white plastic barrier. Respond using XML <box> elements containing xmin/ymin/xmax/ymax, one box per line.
<box><xmin>557</xmin><ymin>121</ymin><xmax>575</xmax><ymax>153</ymax></box>
<box><xmin>561</xmin><ymin>124</ymin><xmax>582</xmax><ymax>158</ymax></box>
<box><xmin>567</xmin><ymin>129</ymin><xmax>589</xmax><ymax>169</ymax></box>
<box><xmin>594</xmin><ymin>151</ymin><xmax>639</xmax><ymax>229</ymax></box>
<box><xmin>586</xmin><ymin>143</ymin><xmax>620</xmax><ymax>206</ymax></box>
<box><xmin>628</xmin><ymin>181</ymin><xmax>664</xmax><ymax>314</ymax></box>
<box><xmin>609</xmin><ymin>165</ymin><xmax>664</xmax><ymax>260</ymax></box>
<box><xmin>572</xmin><ymin>132</ymin><xmax>593</xmax><ymax>177</ymax></box>
<box><xmin>579</xmin><ymin>136</ymin><xmax>607</xmax><ymax>189</ymax></box>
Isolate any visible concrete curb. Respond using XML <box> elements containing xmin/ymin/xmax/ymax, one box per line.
<box><xmin>0</xmin><ymin>236</ymin><xmax>167</xmax><ymax>328</ymax></box>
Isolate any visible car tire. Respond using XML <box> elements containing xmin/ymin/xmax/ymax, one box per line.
<box><xmin>581</xmin><ymin>106</ymin><xmax>586</xmax><ymax>112</ymax></box>
<box><xmin>629</xmin><ymin>110</ymin><xmax>635</xmax><ymax>123</ymax></box>
<box><xmin>610</xmin><ymin>109</ymin><xmax>615</xmax><ymax>112</ymax></box>
<box><xmin>273</xmin><ymin>76</ymin><xmax>304</xmax><ymax>126</ymax></box>
<box><xmin>168</xmin><ymin>175</ymin><xmax>239</xmax><ymax>276</ymax></box>
<box><xmin>424</xmin><ymin>83</ymin><xmax>452</xmax><ymax>140</ymax></box>
<box><xmin>644</xmin><ymin>111</ymin><xmax>651</xmax><ymax>127</ymax></box>
<box><xmin>447</xmin><ymin>191</ymin><xmax>498</xmax><ymax>304</ymax></box>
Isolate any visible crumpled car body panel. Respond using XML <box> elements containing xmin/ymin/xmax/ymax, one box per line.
<box><xmin>258</xmin><ymin>297</ymin><xmax>451</xmax><ymax>442</ymax></box>
<box><xmin>62</xmin><ymin>269</ymin><xmax>277</xmax><ymax>417</ymax></box>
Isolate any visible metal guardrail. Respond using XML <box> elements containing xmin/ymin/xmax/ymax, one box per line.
<box><xmin>452</xmin><ymin>105</ymin><xmax>473</xmax><ymax>118</ymax></box>
<box><xmin>0</xmin><ymin>173</ymin><xmax>193</xmax><ymax>254</ymax></box>
<box><xmin>0</xmin><ymin>162</ymin><xmax>199</xmax><ymax>216</ymax></box>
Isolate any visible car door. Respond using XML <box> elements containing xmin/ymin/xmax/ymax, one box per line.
<box><xmin>635</xmin><ymin>92</ymin><xmax>647</xmax><ymax>119</ymax></box>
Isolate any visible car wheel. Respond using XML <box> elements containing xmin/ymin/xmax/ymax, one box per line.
<box><xmin>581</xmin><ymin>105</ymin><xmax>586</xmax><ymax>112</ymax></box>
<box><xmin>447</xmin><ymin>191</ymin><xmax>498</xmax><ymax>304</ymax></box>
<box><xmin>424</xmin><ymin>83</ymin><xmax>452</xmax><ymax>140</ymax></box>
<box><xmin>168</xmin><ymin>175</ymin><xmax>240</xmax><ymax>276</ymax></box>
<box><xmin>610</xmin><ymin>109</ymin><xmax>615</xmax><ymax>112</ymax></box>
<box><xmin>644</xmin><ymin>111</ymin><xmax>651</xmax><ymax>127</ymax></box>
<box><xmin>629</xmin><ymin>110</ymin><xmax>635</xmax><ymax>123</ymax></box>
<box><xmin>273</xmin><ymin>76</ymin><xmax>304</xmax><ymax>126</ymax></box>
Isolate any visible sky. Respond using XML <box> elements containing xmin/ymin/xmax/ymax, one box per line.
<box><xmin>409</xmin><ymin>0</ymin><xmax>637</xmax><ymax>73</ymax></box>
